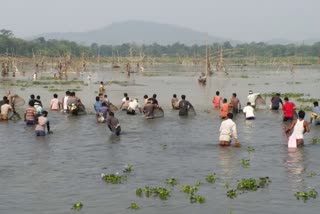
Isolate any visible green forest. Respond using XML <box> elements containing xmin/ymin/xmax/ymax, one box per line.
<box><xmin>1</xmin><ymin>29</ymin><xmax>320</xmax><ymax>59</ymax></box>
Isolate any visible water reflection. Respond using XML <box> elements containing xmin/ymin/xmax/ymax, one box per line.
<box><xmin>217</xmin><ymin>146</ymin><xmax>237</xmax><ymax>179</ymax></box>
<box><xmin>285</xmin><ymin>148</ymin><xmax>306</xmax><ymax>191</ymax></box>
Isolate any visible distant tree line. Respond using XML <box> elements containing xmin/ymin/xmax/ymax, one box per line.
<box><xmin>1</xmin><ymin>29</ymin><xmax>320</xmax><ymax>58</ymax></box>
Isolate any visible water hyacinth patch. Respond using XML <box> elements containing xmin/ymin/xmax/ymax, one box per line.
<box><xmin>241</xmin><ymin>159</ymin><xmax>250</xmax><ymax>168</ymax></box>
<box><xmin>306</xmin><ymin>171</ymin><xmax>317</xmax><ymax>177</ymax></box>
<box><xmin>205</xmin><ymin>173</ymin><xmax>216</xmax><ymax>184</ymax></box>
<box><xmin>247</xmin><ymin>146</ymin><xmax>255</xmax><ymax>153</ymax></box>
<box><xmin>101</xmin><ymin>173</ymin><xmax>127</xmax><ymax>184</ymax></box>
<box><xmin>71</xmin><ymin>202</ymin><xmax>83</xmax><ymax>210</ymax></box>
<box><xmin>123</xmin><ymin>164</ymin><xmax>133</xmax><ymax>173</ymax></box>
<box><xmin>162</xmin><ymin>144</ymin><xmax>167</xmax><ymax>150</ymax></box>
<box><xmin>181</xmin><ymin>185</ymin><xmax>199</xmax><ymax>194</ymax></box>
<box><xmin>226</xmin><ymin>189</ymin><xmax>238</xmax><ymax>199</ymax></box>
<box><xmin>129</xmin><ymin>202</ymin><xmax>140</xmax><ymax>210</ymax></box>
<box><xmin>311</xmin><ymin>138</ymin><xmax>320</xmax><ymax>144</ymax></box>
<box><xmin>237</xmin><ymin>177</ymin><xmax>271</xmax><ymax>192</ymax></box>
<box><xmin>166</xmin><ymin>178</ymin><xmax>179</xmax><ymax>186</ymax></box>
<box><xmin>136</xmin><ymin>186</ymin><xmax>171</xmax><ymax>200</ymax></box>
<box><xmin>294</xmin><ymin>189</ymin><xmax>318</xmax><ymax>202</ymax></box>
<box><xmin>190</xmin><ymin>194</ymin><xmax>206</xmax><ymax>203</ymax></box>
<box><xmin>136</xmin><ymin>188</ymin><xmax>143</xmax><ymax>197</ymax></box>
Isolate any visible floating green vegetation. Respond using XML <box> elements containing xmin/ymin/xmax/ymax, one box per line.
<box><xmin>294</xmin><ymin>189</ymin><xmax>318</xmax><ymax>202</ymax></box>
<box><xmin>162</xmin><ymin>144</ymin><xmax>167</xmax><ymax>150</ymax></box>
<box><xmin>136</xmin><ymin>188</ymin><xmax>143</xmax><ymax>197</ymax></box>
<box><xmin>181</xmin><ymin>184</ymin><xmax>199</xmax><ymax>194</ymax></box>
<box><xmin>39</xmin><ymin>76</ymin><xmax>55</xmax><ymax>80</ymax></box>
<box><xmin>296</xmin><ymin>98</ymin><xmax>318</xmax><ymax>103</ymax></box>
<box><xmin>142</xmin><ymin>73</ymin><xmax>161</xmax><ymax>77</ymax></box>
<box><xmin>129</xmin><ymin>202</ymin><xmax>140</xmax><ymax>210</ymax></box>
<box><xmin>264</xmin><ymin>82</ymin><xmax>269</xmax><ymax>85</ymax></box>
<box><xmin>101</xmin><ymin>173</ymin><xmax>127</xmax><ymax>184</ymax></box>
<box><xmin>298</xmin><ymin>105</ymin><xmax>312</xmax><ymax>111</ymax></box>
<box><xmin>241</xmin><ymin>159</ymin><xmax>250</xmax><ymax>168</ymax></box>
<box><xmin>137</xmin><ymin>186</ymin><xmax>170</xmax><ymax>200</ymax></box>
<box><xmin>166</xmin><ymin>178</ymin><xmax>179</xmax><ymax>186</ymax></box>
<box><xmin>48</xmin><ymin>88</ymin><xmax>64</xmax><ymax>92</ymax></box>
<box><xmin>240</xmin><ymin>75</ymin><xmax>249</xmax><ymax>78</ymax></box>
<box><xmin>181</xmin><ymin>182</ymin><xmax>205</xmax><ymax>204</ymax></box>
<box><xmin>262</xmin><ymin>92</ymin><xmax>304</xmax><ymax>98</ymax></box>
<box><xmin>205</xmin><ymin>173</ymin><xmax>216</xmax><ymax>184</ymax></box>
<box><xmin>189</xmin><ymin>194</ymin><xmax>206</xmax><ymax>204</ymax></box>
<box><xmin>237</xmin><ymin>177</ymin><xmax>271</xmax><ymax>192</ymax></box>
<box><xmin>286</xmin><ymin>81</ymin><xmax>302</xmax><ymax>85</ymax></box>
<box><xmin>283</xmin><ymin>93</ymin><xmax>304</xmax><ymax>98</ymax></box>
<box><xmin>247</xmin><ymin>146</ymin><xmax>255</xmax><ymax>153</ymax></box>
<box><xmin>248</xmin><ymin>83</ymin><xmax>255</xmax><ymax>86</ymax></box>
<box><xmin>123</xmin><ymin>164</ymin><xmax>133</xmax><ymax>173</ymax></box>
<box><xmin>311</xmin><ymin>138</ymin><xmax>320</xmax><ymax>144</ymax></box>
<box><xmin>306</xmin><ymin>171</ymin><xmax>317</xmax><ymax>177</ymax></box>
<box><xmin>71</xmin><ymin>202</ymin><xmax>83</xmax><ymax>210</ymax></box>
<box><xmin>226</xmin><ymin>189</ymin><xmax>238</xmax><ymax>199</ymax></box>
<box><xmin>224</xmin><ymin>182</ymin><xmax>230</xmax><ymax>189</ymax></box>
<box><xmin>32</xmin><ymin>80</ymin><xmax>84</xmax><ymax>85</ymax></box>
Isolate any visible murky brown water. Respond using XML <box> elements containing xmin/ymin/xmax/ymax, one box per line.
<box><xmin>0</xmin><ymin>63</ymin><xmax>320</xmax><ymax>214</ymax></box>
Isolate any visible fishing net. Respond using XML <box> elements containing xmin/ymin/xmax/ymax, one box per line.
<box><xmin>154</xmin><ymin>108</ymin><xmax>164</xmax><ymax>118</ymax></box>
<box><xmin>255</xmin><ymin>95</ymin><xmax>266</xmax><ymax>109</ymax></box>
<box><xmin>11</xmin><ymin>95</ymin><xmax>25</xmax><ymax>107</ymax></box>
<box><xmin>108</xmin><ymin>104</ymin><xmax>118</xmax><ymax>112</ymax></box>
<box><xmin>9</xmin><ymin>111</ymin><xmax>21</xmax><ymax>121</ymax></box>
<box><xmin>188</xmin><ymin>107</ymin><xmax>197</xmax><ymax>116</ymax></box>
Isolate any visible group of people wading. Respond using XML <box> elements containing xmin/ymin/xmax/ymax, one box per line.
<box><xmin>212</xmin><ymin>90</ymin><xmax>319</xmax><ymax>148</ymax></box>
<box><xmin>1</xmin><ymin>83</ymin><xmax>320</xmax><ymax>147</ymax></box>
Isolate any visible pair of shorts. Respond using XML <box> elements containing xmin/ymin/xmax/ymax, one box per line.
<box><xmin>0</xmin><ymin>114</ymin><xmax>8</xmax><ymax>120</ymax></box>
<box><xmin>127</xmin><ymin>109</ymin><xmax>135</xmax><ymax>115</ymax></box>
<box><xmin>219</xmin><ymin>134</ymin><xmax>231</xmax><ymax>142</ymax></box>
<box><xmin>283</xmin><ymin>117</ymin><xmax>293</xmax><ymax>122</ymax></box>
<box><xmin>35</xmin><ymin>130</ymin><xmax>46</xmax><ymax>136</ymax></box>
<box><xmin>246</xmin><ymin>117</ymin><xmax>255</xmax><ymax>120</ymax></box>
<box><xmin>26</xmin><ymin>120</ymin><xmax>35</xmax><ymax>125</ymax></box>
<box><xmin>271</xmin><ymin>106</ymin><xmax>279</xmax><ymax>110</ymax></box>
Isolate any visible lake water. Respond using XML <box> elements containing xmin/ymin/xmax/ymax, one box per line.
<box><xmin>0</xmin><ymin>63</ymin><xmax>320</xmax><ymax>214</ymax></box>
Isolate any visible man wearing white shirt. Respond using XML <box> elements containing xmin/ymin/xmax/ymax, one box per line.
<box><xmin>243</xmin><ymin>102</ymin><xmax>255</xmax><ymax>120</ymax></box>
<box><xmin>247</xmin><ymin>90</ymin><xmax>260</xmax><ymax>108</ymax></box>
<box><xmin>127</xmin><ymin>98</ymin><xmax>142</xmax><ymax>115</ymax></box>
<box><xmin>219</xmin><ymin>113</ymin><xmax>239</xmax><ymax>146</ymax></box>
<box><xmin>122</xmin><ymin>93</ymin><xmax>129</xmax><ymax>103</ymax></box>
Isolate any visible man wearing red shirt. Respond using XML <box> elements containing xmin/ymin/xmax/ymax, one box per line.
<box><xmin>282</xmin><ymin>97</ymin><xmax>296</xmax><ymax>121</ymax></box>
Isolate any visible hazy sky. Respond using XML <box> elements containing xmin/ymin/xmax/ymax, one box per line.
<box><xmin>1</xmin><ymin>0</ymin><xmax>319</xmax><ymax>42</ymax></box>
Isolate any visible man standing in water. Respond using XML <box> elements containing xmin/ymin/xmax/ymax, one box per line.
<box><xmin>282</xmin><ymin>97</ymin><xmax>296</xmax><ymax>121</ymax></box>
<box><xmin>143</xmin><ymin>99</ymin><xmax>159</xmax><ymax>119</ymax></box>
<box><xmin>286</xmin><ymin>110</ymin><xmax>310</xmax><ymax>147</ymax></box>
<box><xmin>24</xmin><ymin>100</ymin><xmax>37</xmax><ymax>125</ymax></box>
<box><xmin>271</xmin><ymin>93</ymin><xmax>283</xmax><ymax>110</ymax></box>
<box><xmin>220</xmin><ymin>98</ymin><xmax>229</xmax><ymax>119</ymax></box>
<box><xmin>127</xmin><ymin>98</ymin><xmax>142</xmax><ymax>115</ymax></box>
<box><xmin>310</xmin><ymin>101</ymin><xmax>320</xmax><ymax>125</ymax></box>
<box><xmin>62</xmin><ymin>91</ymin><xmax>70</xmax><ymax>113</ymax></box>
<box><xmin>106</xmin><ymin>112</ymin><xmax>121</xmax><ymax>136</ymax></box>
<box><xmin>171</xmin><ymin>94</ymin><xmax>180</xmax><ymax>109</ymax></box>
<box><xmin>230</xmin><ymin>93</ymin><xmax>241</xmax><ymax>113</ymax></box>
<box><xmin>243</xmin><ymin>102</ymin><xmax>255</xmax><ymax>120</ymax></box>
<box><xmin>178</xmin><ymin>95</ymin><xmax>194</xmax><ymax>116</ymax></box>
<box><xmin>35</xmin><ymin>111</ymin><xmax>51</xmax><ymax>136</ymax></box>
<box><xmin>99</xmin><ymin>81</ymin><xmax>106</xmax><ymax>95</ymax></box>
<box><xmin>219</xmin><ymin>113</ymin><xmax>239</xmax><ymax>146</ymax></box>
<box><xmin>247</xmin><ymin>90</ymin><xmax>260</xmax><ymax>108</ymax></box>
<box><xmin>212</xmin><ymin>91</ymin><xmax>221</xmax><ymax>108</ymax></box>
<box><xmin>0</xmin><ymin>99</ymin><xmax>12</xmax><ymax>121</ymax></box>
